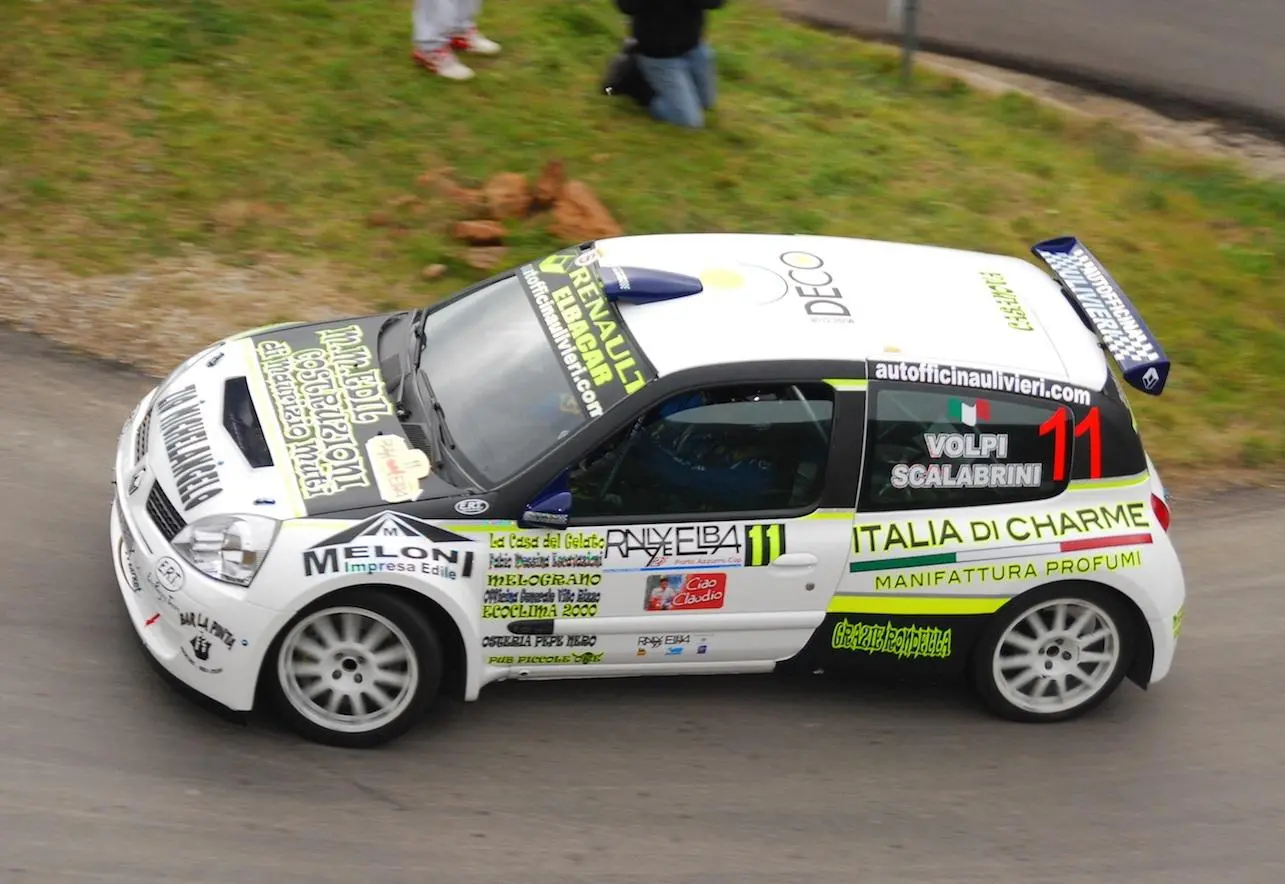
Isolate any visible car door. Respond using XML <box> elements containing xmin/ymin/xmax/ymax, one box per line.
<box><xmin>825</xmin><ymin>379</ymin><xmax>1075</xmax><ymax>672</ymax></box>
<box><xmin>492</xmin><ymin>378</ymin><xmax>862</xmax><ymax>676</ymax></box>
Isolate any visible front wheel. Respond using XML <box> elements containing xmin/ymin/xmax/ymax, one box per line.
<box><xmin>266</xmin><ymin>590</ymin><xmax>443</xmax><ymax>748</ymax></box>
<box><xmin>971</xmin><ymin>584</ymin><xmax>1136</xmax><ymax>723</ymax></box>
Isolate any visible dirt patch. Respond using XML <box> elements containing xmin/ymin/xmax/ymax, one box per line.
<box><xmin>913</xmin><ymin>52</ymin><xmax>1285</xmax><ymax>181</ymax></box>
<box><xmin>0</xmin><ymin>246</ymin><xmax>373</xmax><ymax>378</ymax></box>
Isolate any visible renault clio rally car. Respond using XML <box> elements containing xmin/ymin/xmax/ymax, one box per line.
<box><xmin>109</xmin><ymin>232</ymin><xmax>1185</xmax><ymax>748</ymax></box>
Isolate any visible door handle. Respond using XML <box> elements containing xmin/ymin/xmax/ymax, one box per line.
<box><xmin>770</xmin><ymin>553</ymin><xmax>818</xmax><ymax>568</ymax></box>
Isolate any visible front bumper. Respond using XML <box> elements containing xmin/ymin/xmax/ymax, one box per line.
<box><xmin>110</xmin><ymin>387</ymin><xmax>282</xmax><ymax>712</ymax></box>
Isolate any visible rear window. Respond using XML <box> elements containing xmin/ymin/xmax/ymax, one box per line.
<box><xmin>859</xmin><ymin>387</ymin><xmax>1070</xmax><ymax>512</ymax></box>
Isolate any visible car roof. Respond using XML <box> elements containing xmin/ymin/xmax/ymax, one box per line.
<box><xmin>595</xmin><ymin>233</ymin><xmax>1109</xmax><ymax>393</ymax></box>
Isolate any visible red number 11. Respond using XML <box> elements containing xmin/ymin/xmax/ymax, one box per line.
<box><xmin>1039</xmin><ymin>406</ymin><xmax>1102</xmax><ymax>480</ymax></box>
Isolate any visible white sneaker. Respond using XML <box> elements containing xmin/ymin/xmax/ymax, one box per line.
<box><xmin>412</xmin><ymin>47</ymin><xmax>475</xmax><ymax>80</ymax></box>
<box><xmin>450</xmin><ymin>28</ymin><xmax>501</xmax><ymax>56</ymax></box>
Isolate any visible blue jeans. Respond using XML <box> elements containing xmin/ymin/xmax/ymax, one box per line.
<box><xmin>635</xmin><ymin>43</ymin><xmax>716</xmax><ymax>128</ymax></box>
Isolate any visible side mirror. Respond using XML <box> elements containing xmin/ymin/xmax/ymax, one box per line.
<box><xmin>521</xmin><ymin>475</ymin><xmax>572</xmax><ymax>529</ymax></box>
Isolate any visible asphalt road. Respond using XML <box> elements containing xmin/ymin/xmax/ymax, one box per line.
<box><xmin>2</xmin><ymin>326</ymin><xmax>1283</xmax><ymax>883</ymax></box>
<box><xmin>780</xmin><ymin>0</ymin><xmax>1285</xmax><ymax>133</ymax></box>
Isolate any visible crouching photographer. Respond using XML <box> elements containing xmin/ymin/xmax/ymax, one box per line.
<box><xmin>608</xmin><ymin>0</ymin><xmax>725</xmax><ymax>129</ymax></box>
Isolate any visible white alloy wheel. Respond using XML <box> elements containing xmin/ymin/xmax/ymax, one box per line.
<box><xmin>990</xmin><ymin>596</ymin><xmax>1124</xmax><ymax>717</ymax></box>
<box><xmin>277</xmin><ymin>606</ymin><xmax>421</xmax><ymax>735</ymax></box>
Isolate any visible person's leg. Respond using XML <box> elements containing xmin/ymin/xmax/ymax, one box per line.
<box><xmin>635</xmin><ymin>55</ymin><xmax>705</xmax><ymax>128</ymax></box>
<box><xmin>683</xmin><ymin>42</ymin><xmax>717</xmax><ymax>111</ymax></box>
<box><xmin>449</xmin><ymin>0</ymin><xmax>501</xmax><ymax>55</ymax></box>
<box><xmin>412</xmin><ymin>0</ymin><xmax>475</xmax><ymax>79</ymax></box>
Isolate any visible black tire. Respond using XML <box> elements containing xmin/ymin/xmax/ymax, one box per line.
<box><xmin>264</xmin><ymin>589</ymin><xmax>443</xmax><ymax>748</ymax></box>
<box><xmin>970</xmin><ymin>582</ymin><xmax>1137</xmax><ymax>724</ymax></box>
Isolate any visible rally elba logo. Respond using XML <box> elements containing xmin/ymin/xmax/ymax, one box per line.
<box><xmin>303</xmin><ymin>511</ymin><xmax>476</xmax><ymax>578</ymax></box>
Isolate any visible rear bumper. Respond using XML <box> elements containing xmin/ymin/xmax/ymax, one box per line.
<box><xmin>1139</xmin><ymin>548</ymin><xmax>1185</xmax><ymax>687</ymax></box>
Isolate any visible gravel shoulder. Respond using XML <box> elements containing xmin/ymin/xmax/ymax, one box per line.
<box><xmin>908</xmin><ymin>52</ymin><xmax>1285</xmax><ymax>182</ymax></box>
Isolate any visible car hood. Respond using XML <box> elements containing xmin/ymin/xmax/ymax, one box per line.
<box><xmin>141</xmin><ymin>315</ymin><xmax>458</xmax><ymax>522</ymax></box>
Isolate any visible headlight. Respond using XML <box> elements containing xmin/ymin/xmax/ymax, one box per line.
<box><xmin>172</xmin><ymin>514</ymin><xmax>279</xmax><ymax>587</ymax></box>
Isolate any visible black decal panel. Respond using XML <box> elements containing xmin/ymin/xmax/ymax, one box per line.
<box><xmin>248</xmin><ymin>318</ymin><xmax>449</xmax><ymax>515</ymax></box>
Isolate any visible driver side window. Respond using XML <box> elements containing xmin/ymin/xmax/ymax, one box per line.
<box><xmin>569</xmin><ymin>383</ymin><xmax>835</xmax><ymax>519</ymax></box>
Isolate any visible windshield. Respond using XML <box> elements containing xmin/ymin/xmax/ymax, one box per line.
<box><xmin>418</xmin><ymin>248</ymin><xmax>656</xmax><ymax>486</ymax></box>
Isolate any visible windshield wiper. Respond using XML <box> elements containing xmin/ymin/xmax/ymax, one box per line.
<box><xmin>393</xmin><ymin>309</ymin><xmax>427</xmax><ymax>418</ymax></box>
<box><xmin>403</xmin><ymin>310</ymin><xmax>458</xmax><ymax>455</ymax></box>
<box><xmin>431</xmin><ymin>398</ymin><xmax>457</xmax><ymax>453</ymax></box>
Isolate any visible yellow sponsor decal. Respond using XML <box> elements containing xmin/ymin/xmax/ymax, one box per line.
<box><xmin>980</xmin><ymin>270</ymin><xmax>1035</xmax><ymax>332</ymax></box>
<box><xmin>481</xmin><ymin>602</ymin><xmax>600</xmax><ymax>620</ymax></box>
<box><xmin>831</xmin><ymin>619</ymin><xmax>952</xmax><ymax>660</ymax></box>
<box><xmin>872</xmin><ymin>550</ymin><xmax>1143</xmax><ymax>591</ymax></box>
<box><xmin>487</xmin><ymin>652</ymin><xmax>605</xmax><ymax>666</ymax></box>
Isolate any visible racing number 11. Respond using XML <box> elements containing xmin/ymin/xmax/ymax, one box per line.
<box><xmin>1039</xmin><ymin>406</ymin><xmax>1102</xmax><ymax>480</ymax></box>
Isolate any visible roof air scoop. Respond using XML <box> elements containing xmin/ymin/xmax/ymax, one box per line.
<box><xmin>601</xmin><ymin>265</ymin><xmax>704</xmax><ymax>304</ymax></box>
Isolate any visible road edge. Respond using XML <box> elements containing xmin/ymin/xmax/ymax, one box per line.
<box><xmin>782</xmin><ymin>10</ymin><xmax>1285</xmax><ymax>143</ymax></box>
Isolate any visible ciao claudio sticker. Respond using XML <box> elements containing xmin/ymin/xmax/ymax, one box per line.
<box><xmin>249</xmin><ymin>318</ymin><xmax>432</xmax><ymax>514</ymax></box>
<box><xmin>518</xmin><ymin>246</ymin><xmax>657</xmax><ymax>420</ymax></box>
<box><xmin>643</xmin><ymin>572</ymin><xmax>727</xmax><ymax>612</ymax></box>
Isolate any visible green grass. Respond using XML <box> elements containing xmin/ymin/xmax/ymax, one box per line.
<box><xmin>1</xmin><ymin>0</ymin><xmax>1283</xmax><ymax>480</ymax></box>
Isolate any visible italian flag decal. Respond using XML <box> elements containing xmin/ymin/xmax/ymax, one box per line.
<box><xmin>948</xmin><ymin>397</ymin><xmax>990</xmax><ymax>426</ymax></box>
<box><xmin>849</xmin><ymin>533</ymin><xmax>1153</xmax><ymax>573</ymax></box>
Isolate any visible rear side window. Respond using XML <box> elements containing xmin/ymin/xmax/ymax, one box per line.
<box><xmin>1070</xmin><ymin>394</ymin><xmax>1148</xmax><ymax>481</ymax></box>
<box><xmin>859</xmin><ymin>387</ymin><xmax>1070</xmax><ymax>512</ymax></box>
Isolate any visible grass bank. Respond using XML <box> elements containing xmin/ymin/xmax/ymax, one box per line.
<box><xmin>1</xmin><ymin>0</ymin><xmax>1282</xmax><ymax>483</ymax></box>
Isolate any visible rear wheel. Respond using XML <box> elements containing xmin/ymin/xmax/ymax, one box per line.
<box><xmin>267</xmin><ymin>590</ymin><xmax>442</xmax><ymax>748</ymax></box>
<box><xmin>971</xmin><ymin>584</ymin><xmax>1135</xmax><ymax>723</ymax></box>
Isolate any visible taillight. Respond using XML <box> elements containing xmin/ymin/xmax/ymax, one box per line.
<box><xmin>1151</xmin><ymin>494</ymin><xmax>1171</xmax><ymax>532</ymax></box>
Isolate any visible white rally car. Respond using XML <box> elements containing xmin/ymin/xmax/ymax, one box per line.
<box><xmin>110</xmin><ymin>233</ymin><xmax>1185</xmax><ymax>747</ymax></box>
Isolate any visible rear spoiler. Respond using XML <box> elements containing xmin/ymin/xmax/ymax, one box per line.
<box><xmin>1031</xmin><ymin>236</ymin><xmax>1170</xmax><ymax>396</ymax></box>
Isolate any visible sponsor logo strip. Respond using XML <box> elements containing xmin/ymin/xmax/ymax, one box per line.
<box><xmin>850</xmin><ymin>534</ymin><xmax>1152</xmax><ymax>573</ymax></box>
<box><xmin>154</xmin><ymin>384</ymin><xmax>224</xmax><ymax>511</ymax></box>
<box><xmin>831</xmin><ymin>618</ymin><xmax>953</xmax><ymax>660</ymax></box>
<box><xmin>851</xmin><ymin>502</ymin><xmax>1152</xmax><ymax>554</ymax></box>
<box><xmin>604</xmin><ymin>523</ymin><xmax>784</xmax><ymax>571</ymax></box>
<box><xmin>870</xmin><ymin>359</ymin><xmax>1093</xmax><ymax>406</ymax></box>
<box><xmin>644</xmin><ymin>573</ymin><xmax>727</xmax><ymax>612</ymax></box>
<box><xmin>302</xmin><ymin>512</ymin><xmax>475</xmax><ymax>578</ymax></box>
<box><xmin>518</xmin><ymin>246</ymin><xmax>656</xmax><ymax>421</ymax></box>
